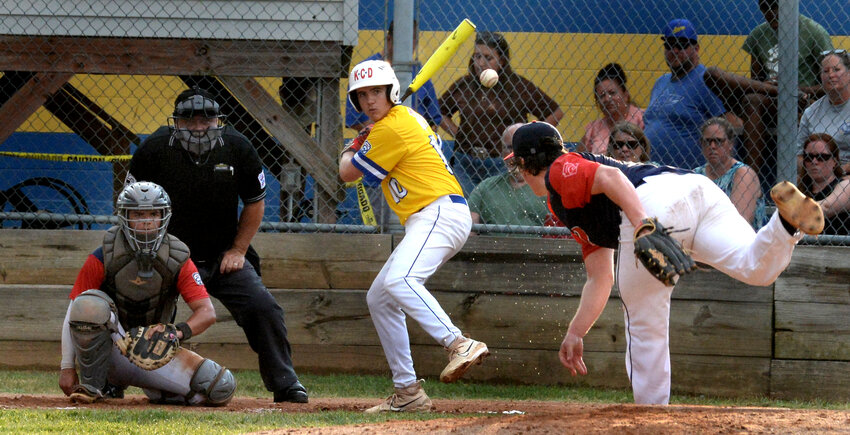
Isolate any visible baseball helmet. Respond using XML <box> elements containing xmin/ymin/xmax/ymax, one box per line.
<box><xmin>168</xmin><ymin>87</ymin><xmax>225</xmax><ymax>159</ymax></box>
<box><xmin>347</xmin><ymin>60</ymin><xmax>400</xmax><ymax>112</ymax></box>
<box><xmin>504</xmin><ymin>121</ymin><xmax>564</xmax><ymax>161</ymax></box>
<box><xmin>116</xmin><ymin>181</ymin><xmax>172</xmax><ymax>257</ymax></box>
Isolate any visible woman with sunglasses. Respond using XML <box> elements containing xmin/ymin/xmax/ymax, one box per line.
<box><xmin>797</xmin><ymin>49</ymin><xmax>850</xmax><ymax>174</ymax></box>
<box><xmin>606</xmin><ymin>122</ymin><xmax>651</xmax><ymax>163</ymax></box>
<box><xmin>580</xmin><ymin>64</ymin><xmax>644</xmax><ymax>155</ymax></box>
<box><xmin>799</xmin><ymin>133</ymin><xmax>850</xmax><ymax>235</ymax></box>
<box><xmin>694</xmin><ymin>117</ymin><xmax>766</xmax><ymax>229</ymax></box>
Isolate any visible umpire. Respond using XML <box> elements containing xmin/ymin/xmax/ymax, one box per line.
<box><xmin>127</xmin><ymin>87</ymin><xmax>308</xmax><ymax>403</ymax></box>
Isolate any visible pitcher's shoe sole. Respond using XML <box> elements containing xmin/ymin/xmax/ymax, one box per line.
<box><xmin>770</xmin><ymin>181</ymin><xmax>824</xmax><ymax>235</ymax></box>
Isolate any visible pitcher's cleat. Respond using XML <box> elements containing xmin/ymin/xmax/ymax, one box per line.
<box><xmin>440</xmin><ymin>336</ymin><xmax>490</xmax><ymax>383</ymax></box>
<box><xmin>770</xmin><ymin>181</ymin><xmax>824</xmax><ymax>235</ymax></box>
<box><xmin>364</xmin><ymin>379</ymin><xmax>433</xmax><ymax>413</ymax></box>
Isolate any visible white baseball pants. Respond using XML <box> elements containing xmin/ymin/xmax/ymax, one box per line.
<box><xmin>617</xmin><ymin>173</ymin><xmax>800</xmax><ymax>404</ymax></box>
<box><xmin>367</xmin><ymin>195</ymin><xmax>471</xmax><ymax>388</ymax></box>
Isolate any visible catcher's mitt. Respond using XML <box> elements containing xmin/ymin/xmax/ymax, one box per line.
<box><xmin>633</xmin><ymin>217</ymin><xmax>696</xmax><ymax>286</ymax></box>
<box><xmin>116</xmin><ymin>323</ymin><xmax>180</xmax><ymax>370</ymax></box>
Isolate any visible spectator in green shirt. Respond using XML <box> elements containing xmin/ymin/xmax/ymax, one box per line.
<box><xmin>739</xmin><ymin>0</ymin><xmax>833</xmax><ymax>185</ymax></box>
<box><xmin>469</xmin><ymin>123</ymin><xmax>548</xmax><ymax>235</ymax></box>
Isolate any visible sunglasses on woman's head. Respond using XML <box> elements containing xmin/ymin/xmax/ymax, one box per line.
<box><xmin>611</xmin><ymin>140</ymin><xmax>641</xmax><ymax>149</ymax></box>
<box><xmin>820</xmin><ymin>48</ymin><xmax>847</xmax><ymax>57</ymax></box>
<box><xmin>803</xmin><ymin>152</ymin><xmax>833</xmax><ymax>163</ymax></box>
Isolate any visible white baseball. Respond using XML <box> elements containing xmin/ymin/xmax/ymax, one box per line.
<box><xmin>479</xmin><ymin>69</ymin><xmax>499</xmax><ymax>88</ymax></box>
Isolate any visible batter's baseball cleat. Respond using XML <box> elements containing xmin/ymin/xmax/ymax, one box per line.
<box><xmin>770</xmin><ymin>181</ymin><xmax>824</xmax><ymax>235</ymax></box>
<box><xmin>440</xmin><ymin>336</ymin><xmax>490</xmax><ymax>383</ymax></box>
<box><xmin>69</xmin><ymin>384</ymin><xmax>104</xmax><ymax>404</ymax></box>
<box><xmin>364</xmin><ymin>379</ymin><xmax>433</xmax><ymax>413</ymax></box>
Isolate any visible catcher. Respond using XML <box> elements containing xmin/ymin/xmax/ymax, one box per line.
<box><xmin>504</xmin><ymin>122</ymin><xmax>823</xmax><ymax>405</ymax></box>
<box><xmin>58</xmin><ymin>181</ymin><xmax>235</xmax><ymax>405</ymax></box>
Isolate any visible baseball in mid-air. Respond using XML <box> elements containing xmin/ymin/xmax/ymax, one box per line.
<box><xmin>479</xmin><ymin>68</ymin><xmax>498</xmax><ymax>87</ymax></box>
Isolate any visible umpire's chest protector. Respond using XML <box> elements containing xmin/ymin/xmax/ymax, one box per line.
<box><xmin>101</xmin><ymin>227</ymin><xmax>189</xmax><ymax>330</ymax></box>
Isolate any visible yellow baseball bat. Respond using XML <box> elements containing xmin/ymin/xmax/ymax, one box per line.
<box><xmin>400</xmin><ymin>18</ymin><xmax>476</xmax><ymax>102</ymax></box>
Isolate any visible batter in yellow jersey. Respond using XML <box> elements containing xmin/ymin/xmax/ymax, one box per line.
<box><xmin>338</xmin><ymin>59</ymin><xmax>489</xmax><ymax>414</ymax></box>
<box><xmin>352</xmin><ymin>105</ymin><xmax>462</xmax><ymax>224</ymax></box>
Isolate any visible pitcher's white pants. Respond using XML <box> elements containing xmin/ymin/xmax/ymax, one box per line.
<box><xmin>367</xmin><ymin>195</ymin><xmax>471</xmax><ymax>388</ymax></box>
<box><xmin>617</xmin><ymin>173</ymin><xmax>800</xmax><ymax>404</ymax></box>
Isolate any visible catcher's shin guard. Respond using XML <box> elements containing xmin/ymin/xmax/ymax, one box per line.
<box><xmin>69</xmin><ymin>290</ymin><xmax>119</xmax><ymax>394</ymax></box>
<box><xmin>190</xmin><ymin>358</ymin><xmax>236</xmax><ymax>406</ymax></box>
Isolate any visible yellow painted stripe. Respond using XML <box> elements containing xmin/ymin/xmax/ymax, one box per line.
<box><xmin>0</xmin><ymin>151</ymin><xmax>131</xmax><ymax>162</ymax></box>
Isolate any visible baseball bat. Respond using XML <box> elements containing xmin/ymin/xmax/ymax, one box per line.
<box><xmin>400</xmin><ymin>18</ymin><xmax>476</xmax><ymax>102</ymax></box>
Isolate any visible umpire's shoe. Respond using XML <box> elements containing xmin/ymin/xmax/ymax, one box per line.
<box><xmin>273</xmin><ymin>381</ymin><xmax>309</xmax><ymax>403</ymax></box>
<box><xmin>440</xmin><ymin>336</ymin><xmax>490</xmax><ymax>383</ymax></box>
<box><xmin>364</xmin><ymin>379</ymin><xmax>433</xmax><ymax>413</ymax></box>
<box><xmin>70</xmin><ymin>384</ymin><xmax>104</xmax><ymax>404</ymax></box>
<box><xmin>771</xmin><ymin>181</ymin><xmax>824</xmax><ymax>235</ymax></box>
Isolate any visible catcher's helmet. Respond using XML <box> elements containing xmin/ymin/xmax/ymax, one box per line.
<box><xmin>116</xmin><ymin>182</ymin><xmax>172</xmax><ymax>258</ymax></box>
<box><xmin>168</xmin><ymin>87</ymin><xmax>225</xmax><ymax>160</ymax></box>
<box><xmin>348</xmin><ymin>60</ymin><xmax>400</xmax><ymax>112</ymax></box>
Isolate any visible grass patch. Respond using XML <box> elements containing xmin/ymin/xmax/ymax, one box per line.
<box><xmin>2</xmin><ymin>369</ymin><xmax>850</xmax><ymax>409</ymax></box>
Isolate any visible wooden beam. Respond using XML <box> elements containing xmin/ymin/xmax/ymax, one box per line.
<box><xmin>0</xmin><ymin>71</ymin><xmax>73</xmax><ymax>145</ymax></box>
<box><xmin>0</xmin><ymin>37</ymin><xmax>343</xmax><ymax>77</ymax></box>
<box><xmin>218</xmin><ymin>76</ymin><xmax>340</xmax><ymax>199</ymax></box>
<box><xmin>44</xmin><ymin>84</ymin><xmax>138</xmax><ymax>200</ymax></box>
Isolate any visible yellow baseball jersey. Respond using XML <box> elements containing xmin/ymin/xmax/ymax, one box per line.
<box><xmin>351</xmin><ymin>105</ymin><xmax>462</xmax><ymax>225</ymax></box>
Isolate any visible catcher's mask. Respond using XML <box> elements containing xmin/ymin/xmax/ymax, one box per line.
<box><xmin>168</xmin><ymin>87</ymin><xmax>225</xmax><ymax>164</ymax></box>
<box><xmin>116</xmin><ymin>182</ymin><xmax>172</xmax><ymax>276</ymax></box>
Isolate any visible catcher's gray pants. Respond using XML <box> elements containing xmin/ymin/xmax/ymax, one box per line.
<box><xmin>366</xmin><ymin>196</ymin><xmax>471</xmax><ymax>388</ymax></box>
<box><xmin>105</xmin><ymin>326</ymin><xmax>209</xmax><ymax>405</ymax></box>
<box><xmin>617</xmin><ymin>173</ymin><xmax>800</xmax><ymax>405</ymax></box>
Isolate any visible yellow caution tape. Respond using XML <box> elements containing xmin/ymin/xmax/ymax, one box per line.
<box><xmin>344</xmin><ymin>178</ymin><xmax>377</xmax><ymax>226</ymax></box>
<box><xmin>0</xmin><ymin>151</ymin><xmax>132</xmax><ymax>162</ymax></box>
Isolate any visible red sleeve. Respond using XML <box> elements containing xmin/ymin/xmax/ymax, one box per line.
<box><xmin>69</xmin><ymin>254</ymin><xmax>105</xmax><ymax>299</ymax></box>
<box><xmin>547</xmin><ymin>153</ymin><xmax>600</xmax><ymax>209</ymax></box>
<box><xmin>177</xmin><ymin>258</ymin><xmax>210</xmax><ymax>303</ymax></box>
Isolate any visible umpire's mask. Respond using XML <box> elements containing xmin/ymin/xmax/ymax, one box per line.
<box><xmin>168</xmin><ymin>87</ymin><xmax>225</xmax><ymax>164</ymax></box>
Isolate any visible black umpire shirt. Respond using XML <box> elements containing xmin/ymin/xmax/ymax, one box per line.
<box><xmin>128</xmin><ymin>125</ymin><xmax>266</xmax><ymax>263</ymax></box>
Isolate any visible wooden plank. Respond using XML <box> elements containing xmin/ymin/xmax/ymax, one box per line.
<box><xmin>775</xmin><ymin>301</ymin><xmax>850</xmax><ymax>333</ymax></box>
<box><xmin>671</xmin><ymin>354</ymin><xmax>770</xmax><ymax>398</ymax></box>
<box><xmin>251</xmin><ymin>232</ymin><xmax>390</xmax><ymax>289</ymax></box>
<box><xmin>458</xmin><ymin>235</ymin><xmax>584</xmax><ymax>259</ymax></box>
<box><xmin>315</xmin><ymin>77</ymin><xmax>344</xmax><ymax>223</ymax></box>
<box><xmin>251</xmin><ymin>233</ymin><xmax>392</xmax><ymax>261</ymax></box>
<box><xmin>775</xmin><ymin>331</ymin><xmax>850</xmax><ymax>360</ymax></box>
<box><xmin>771</xmin><ymin>359</ymin><xmax>850</xmax><ymax>401</ymax></box>
<box><xmin>671</xmin><ymin>268</ymin><xmax>773</xmax><ymax>303</ymax></box>
<box><xmin>0</xmin><ymin>71</ymin><xmax>73</xmax><ymax>145</ymax></box>
<box><xmin>218</xmin><ymin>76</ymin><xmax>340</xmax><ymax>198</ymax></box>
<box><xmin>0</xmin><ymin>230</ymin><xmax>101</xmax><ymax>284</ymax></box>
<box><xmin>0</xmin><ymin>37</ymin><xmax>342</xmax><ymax>77</ymax></box>
<box><xmin>2</xmin><ymin>284</ymin><xmax>769</xmax><ymax>361</ymax></box>
<box><xmin>775</xmin><ymin>246</ymin><xmax>850</xmax><ymax>303</ymax></box>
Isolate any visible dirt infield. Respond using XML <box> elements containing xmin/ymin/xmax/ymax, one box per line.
<box><xmin>4</xmin><ymin>394</ymin><xmax>850</xmax><ymax>433</ymax></box>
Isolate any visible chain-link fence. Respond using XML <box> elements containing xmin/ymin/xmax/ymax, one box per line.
<box><xmin>0</xmin><ymin>1</ymin><xmax>848</xmax><ymax>239</ymax></box>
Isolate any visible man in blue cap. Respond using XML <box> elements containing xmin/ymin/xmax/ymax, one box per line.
<box><xmin>644</xmin><ymin>18</ymin><xmax>779</xmax><ymax>171</ymax></box>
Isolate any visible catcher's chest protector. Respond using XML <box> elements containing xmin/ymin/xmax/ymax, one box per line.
<box><xmin>102</xmin><ymin>227</ymin><xmax>189</xmax><ymax>330</ymax></box>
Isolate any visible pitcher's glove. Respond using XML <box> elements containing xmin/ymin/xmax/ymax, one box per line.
<box><xmin>340</xmin><ymin>124</ymin><xmax>373</xmax><ymax>157</ymax></box>
<box><xmin>633</xmin><ymin>217</ymin><xmax>696</xmax><ymax>286</ymax></box>
<box><xmin>116</xmin><ymin>323</ymin><xmax>180</xmax><ymax>371</ymax></box>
